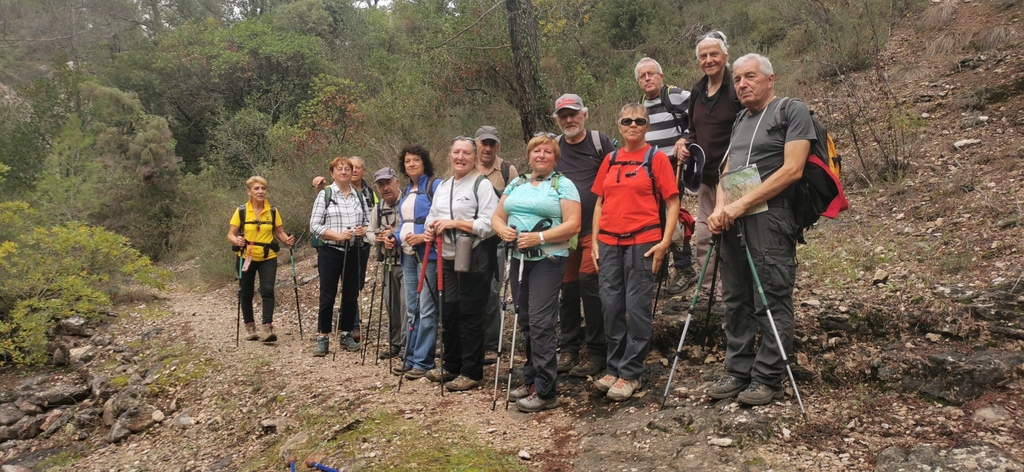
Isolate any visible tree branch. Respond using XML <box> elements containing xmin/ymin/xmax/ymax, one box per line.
<box><xmin>423</xmin><ymin>0</ymin><xmax>503</xmax><ymax>52</ymax></box>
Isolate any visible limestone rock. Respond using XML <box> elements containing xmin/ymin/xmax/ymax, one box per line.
<box><xmin>0</xmin><ymin>404</ymin><xmax>25</xmax><ymax>426</ymax></box>
<box><xmin>55</xmin><ymin>316</ymin><xmax>93</xmax><ymax>337</ymax></box>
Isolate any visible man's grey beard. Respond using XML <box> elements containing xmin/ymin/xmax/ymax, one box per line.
<box><xmin>561</xmin><ymin>126</ymin><xmax>583</xmax><ymax>140</ymax></box>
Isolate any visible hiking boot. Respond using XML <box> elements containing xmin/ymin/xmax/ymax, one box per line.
<box><xmin>507</xmin><ymin>384</ymin><xmax>535</xmax><ymax>402</ymax></box>
<box><xmin>556</xmin><ymin>352</ymin><xmax>579</xmax><ymax>374</ymax></box>
<box><xmin>338</xmin><ymin>333</ymin><xmax>360</xmax><ymax>352</ymax></box>
<box><xmin>425</xmin><ymin>368</ymin><xmax>458</xmax><ymax>383</ymax></box>
<box><xmin>352</xmin><ymin>326</ymin><xmax>361</xmax><ymax>343</ymax></box>
<box><xmin>737</xmin><ymin>382</ymin><xmax>784</xmax><ymax>406</ymax></box>
<box><xmin>444</xmin><ymin>375</ymin><xmax>483</xmax><ymax>392</ymax></box>
<box><xmin>244</xmin><ymin>323</ymin><xmax>259</xmax><ymax>341</ymax></box>
<box><xmin>404</xmin><ymin>368</ymin><xmax>427</xmax><ymax>380</ymax></box>
<box><xmin>391</xmin><ymin>364</ymin><xmax>411</xmax><ymax>376</ymax></box>
<box><xmin>379</xmin><ymin>346</ymin><xmax>401</xmax><ymax>360</ymax></box>
<box><xmin>569</xmin><ymin>357</ymin><xmax>606</xmax><ymax>378</ymax></box>
<box><xmin>483</xmin><ymin>351</ymin><xmax>498</xmax><ymax>365</ymax></box>
<box><xmin>664</xmin><ymin>267</ymin><xmax>697</xmax><ymax>295</ymax></box>
<box><xmin>607</xmin><ymin>378</ymin><xmax>641</xmax><ymax>402</ymax></box>
<box><xmin>261</xmin><ymin>324</ymin><xmax>277</xmax><ymax>343</ymax></box>
<box><xmin>312</xmin><ymin>336</ymin><xmax>329</xmax><ymax>357</ymax></box>
<box><xmin>515</xmin><ymin>393</ymin><xmax>558</xmax><ymax>413</ymax></box>
<box><xmin>594</xmin><ymin>374</ymin><xmax>617</xmax><ymax>393</ymax></box>
<box><xmin>707</xmin><ymin>376</ymin><xmax>750</xmax><ymax>399</ymax></box>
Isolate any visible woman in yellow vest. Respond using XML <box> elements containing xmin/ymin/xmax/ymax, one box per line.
<box><xmin>228</xmin><ymin>176</ymin><xmax>295</xmax><ymax>342</ymax></box>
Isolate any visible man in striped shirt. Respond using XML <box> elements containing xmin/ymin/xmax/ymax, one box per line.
<box><xmin>635</xmin><ymin>57</ymin><xmax>697</xmax><ymax>298</ymax></box>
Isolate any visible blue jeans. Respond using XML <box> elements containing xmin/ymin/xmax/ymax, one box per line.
<box><xmin>401</xmin><ymin>254</ymin><xmax>439</xmax><ymax>372</ymax></box>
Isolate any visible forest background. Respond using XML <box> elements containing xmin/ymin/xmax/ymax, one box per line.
<box><xmin>0</xmin><ymin>0</ymin><xmax>994</xmax><ymax>365</ymax></box>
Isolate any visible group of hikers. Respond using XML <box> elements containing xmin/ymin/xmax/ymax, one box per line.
<box><xmin>229</xmin><ymin>31</ymin><xmax>814</xmax><ymax>413</ymax></box>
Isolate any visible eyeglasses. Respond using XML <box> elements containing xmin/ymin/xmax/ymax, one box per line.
<box><xmin>637</xmin><ymin>71</ymin><xmax>660</xmax><ymax>80</ymax></box>
<box><xmin>532</xmin><ymin>132</ymin><xmax>557</xmax><ymax>138</ymax></box>
<box><xmin>619</xmin><ymin>118</ymin><xmax>649</xmax><ymax>127</ymax></box>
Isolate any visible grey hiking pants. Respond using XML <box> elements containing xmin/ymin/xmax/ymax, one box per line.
<box><xmin>719</xmin><ymin>203</ymin><xmax>798</xmax><ymax>389</ymax></box>
<box><xmin>598</xmin><ymin>241</ymin><xmax>657</xmax><ymax>381</ymax></box>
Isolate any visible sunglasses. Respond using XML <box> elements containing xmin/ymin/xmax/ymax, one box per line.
<box><xmin>619</xmin><ymin>118</ymin><xmax>649</xmax><ymax>127</ymax></box>
<box><xmin>452</xmin><ymin>135</ymin><xmax>473</xmax><ymax>143</ymax></box>
<box><xmin>532</xmin><ymin>132</ymin><xmax>558</xmax><ymax>138</ymax></box>
<box><xmin>699</xmin><ymin>30</ymin><xmax>727</xmax><ymax>43</ymax></box>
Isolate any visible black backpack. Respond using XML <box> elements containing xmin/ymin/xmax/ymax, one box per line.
<box><xmin>771</xmin><ymin>97</ymin><xmax>849</xmax><ymax>243</ymax></box>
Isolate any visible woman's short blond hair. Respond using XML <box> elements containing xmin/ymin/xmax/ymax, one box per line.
<box><xmin>246</xmin><ymin>176</ymin><xmax>268</xmax><ymax>189</ymax></box>
<box><xmin>526</xmin><ymin>135</ymin><xmax>561</xmax><ymax>162</ymax></box>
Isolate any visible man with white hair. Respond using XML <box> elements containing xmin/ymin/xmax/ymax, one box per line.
<box><xmin>634</xmin><ymin>57</ymin><xmax>696</xmax><ymax>297</ymax></box>
<box><xmin>706</xmin><ymin>54</ymin><xmax>812</xmax><ymax>406</ymax></box>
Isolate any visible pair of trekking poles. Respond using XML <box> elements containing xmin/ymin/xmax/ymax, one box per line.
<box><xmin>235</xmin><ymin>237</ymin><xmax>305</xmax><ymax>348</ymax></box>
<box><xmin>660</xmin><ymin>227</ymin><xmax>807</xmax><ymax>421</ymax></box>
<box><xmin>397</xmin><ymin>232</ymin><xmax>447</xmax><ymax>395</ymax></box>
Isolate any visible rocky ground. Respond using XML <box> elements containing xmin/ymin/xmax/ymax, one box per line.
<box><xmin>3</xmin><ymin>1</ymin><xmax>1024</xmax><ymax>470</ymax></box>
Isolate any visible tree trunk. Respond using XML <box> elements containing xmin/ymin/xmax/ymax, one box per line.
<box><xmin>505</xmin><ymin>0</ymin><xmax>551</xmax><ymax>143</ymax></box>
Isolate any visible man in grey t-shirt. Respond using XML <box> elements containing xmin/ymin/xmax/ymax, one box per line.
<box><xmin>705</xmin><ymin>54</ymin><xmax>814</xmax><ymax>407</ymax></box>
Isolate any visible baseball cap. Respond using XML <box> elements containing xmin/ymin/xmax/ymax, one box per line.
<box><xmin>373</xmin><ymin>167</ymin><xmax>398</xmax><ymax>183</ymax></box>
<box><xmin>554</xmin><ymin>93</ymin><xmax>584</xmax><ymax>112</ymax></box>
<box><xmin>681</xmin><ymin>143</ymin><xmax>705</xmax><ymax>193</ymax></box>
<box><xmin>475</xmin><ymin>126</ymin><xmax>500</xmax><ymax>143</ymax></box>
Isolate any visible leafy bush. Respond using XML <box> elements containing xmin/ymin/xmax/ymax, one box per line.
<box><xmin>0</xmin><ymin>200</ymin><xmax>170</xmax><ymax>366</ymax></box>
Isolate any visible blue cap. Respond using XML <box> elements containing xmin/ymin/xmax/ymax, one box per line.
<box><xmin>682</xmin><ymin>143</ymin><xmax>705</xmax><ymax>193</ymax></box>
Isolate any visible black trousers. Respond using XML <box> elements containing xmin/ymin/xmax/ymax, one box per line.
<box><xmin>240</xmin><ymin>257</ymin><xmax>277</xmax><ymax>325</ymax></box>
<box><xmin>317</xmin><ymin>246</ymin><xmax>362</xmax><ymax>335</ymax></box>
<box><xmin>440</xmin><ymin>259</ymin><xmax>493</xmax><ymax>381</ymax></box>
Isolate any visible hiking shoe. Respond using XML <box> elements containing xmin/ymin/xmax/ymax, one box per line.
<box><xmin>313</xmin><ymin>336</ymin><xmax>329</xmax><ymax>357</ymax></box>
<box><xmin>507</xmin><ymin>384</ymin><xmax>535</xmax><ymax>402</ymax></box>
<box><xmin>569</xmin><ymin>357</ymin><xmax>606</xmax><ymax>378</ymax></box>
<box><xmin>515</xmin><ymin>393</ymin><xmax>558</xmax><ymax>413</ymax></box>
<box><xmin>425</xmin><ymin>368</ymin><xmax>458</xmax><ymax>383</ymax></box>
<box><xmin>352</xmin><ymin>326</ymin><xmax>361</xmax><ymax>343</ymax></box>
<box><xmin>594</xmin><ymin>374</ymin><xmax>617</xmax><ymax>393</ymax></box>
<box><xmin>607</xmin><ymin>378</ymin><xmax>641</xmax><ymax>402</ymax></box>
<box><xmin>664</xmin><ymin>267</ymin><xmax>698</xmax><ymax>295</ymax></box>
<box><xmin>391</xmin><ymin>364</ymin><xmax>411</xmax><ymax>376</ymax></box>
<box><xmin>737</xmin><ymin>382</ymin><xmax>784</xmax><ymax>406</ymax></box>
<box><xmin>556</xmin><ymin>352</ymin><xmax>580</xmax><ymax>374</ymax></box>
<box><xmin>244</xmin><ymin>323</ymin><xmax>259</xmax><ymax>341</ymax></box>
<box><xmin>444</xmin><ymin>375</ymin><xmax>483</xmax><ymax>392</ymax></box>
<box><xmin>261</xmin><ymin>324</ymin><xmax>277</xmax><ymax>343</ymax></box>
<box><xmin>707</xmin><ymin>376</ymin><xmax>750</xmax><ymax>399</ymax></box>
<box><xmin>379</xmin><ymin>346</ymin><xmax>401</xmax><ymax>360</ymax></box>
<box><xmin>404</xmin><ymin>368</ymin><xmax>427</xmax><ymax>380</ymax></box>
<box><xmin>338</xmin><ymin>333</ymin><xmax>360</xmax><ymax>352</ymax></box>
<box><xmin>483</xmin><ymin>351</ymin><xmax>498</xmax><ymax>365</ymax></box>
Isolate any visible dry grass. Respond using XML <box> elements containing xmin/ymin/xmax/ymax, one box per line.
<box><xmin>924</xmin><ymin>32</ymin><xmax>968</xmax><ymax>57</ymax></box>
<box><xmin>916</xmin><ymin>3</ymin><xmax>956</xmax><ymax>32</ymax></box>
<box><xmin>975</xmin><ymin>26</ymin><xmax>1023</xmax><ymax>51</ymax></box>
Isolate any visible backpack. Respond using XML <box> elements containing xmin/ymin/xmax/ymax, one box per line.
<box><xmin>660</xmin><ymin>85</ymin><xmax>689</xmax><ymax>135</ymax></box>
<box><xmin>598</xmin><ymin>146</ymin><xmax>666</xmax><ymax>239</ymax></box>
<box><xmin>556</xmin><ymin>130</ymin><xmax>605</xmax><ymax>158</ymax></box>
<box><xmin>505</xmin><ymin>172</ymin><xmax>578</xmax><ymax>251</ymax></box>
<box><xmin>772</xmin><ymin>97</ymin><xmax>849</xmax><ymax>243</ymax></box>
<box><xmin>310</xmin><ymin>186</ymin><xmax>368</xmax><ymax>247</ymax></box>
<box><xmin>408</xmin><ymin>176</ymin><xmax>441</xmax><ymax>225</ymax></box>
<box><xmin>233</xmin><ymin>204</ymin><xmax>279</xmax><ymax>257</ymax></box>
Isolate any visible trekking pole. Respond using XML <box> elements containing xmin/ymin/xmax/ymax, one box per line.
<box><xmin>374</xmin><ymin>251</ymin><xmax>390</xmax><ymax>365</ymax></box>
<box><xmin>698</xmin><ymin>240</ymin><xmax>724</xmax><ymax>354</ymax></box>
<box><xmin>361</xmin><ymin>248</ymin><xmax>382</xmax><ymax>366</ymax></box>
<box><xmin>333</xmin><ymin>232</ymin><xmax>352</xmax><ymax>362</ymax></box>
<box><xmin>661</xmin><ymin>235</ymin><xmax>716</xmax><ymax>408</ymax></box>
<box><xmin>739</xmin><ymin>227</ymin><xmax>808</xmax><ymax>421</ymax></box>
<box><xmin>505</xmin><ymin>241</ymin><xmax>525</xmax><ymax>410</ymax></box>
<box><xmin>652</xmin><ymin>257</ymin><xmax>669</xmax><ymax>314</ymax></box>
<box><xmin>236</xmin><ymin>252</ymin><xmax>244</xmax><ymax>348</ymax></box>
<box><xmin>288</xmin><ymin>237</ymin><xmax>303</xmax><ymax>340</ymax></box>
<box><xmin>491</xmin><ymin>236</ymin><xmax>514</xmax><ymax>411</ymax></box>
<box><xmin>303</xmin><ymin>457</ymin><xmax>339</xmax><ymax>472</ymax></box>
<box><xmin>435</xmin><ymin>232</ymin><xmax>446</xmax><ymax>397</ymax></box>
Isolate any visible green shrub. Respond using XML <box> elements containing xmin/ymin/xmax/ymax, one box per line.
<box><xmin>0</xmin><ymin>200</ymin><xmax>170</xmax><ymax>366</ymax></box>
